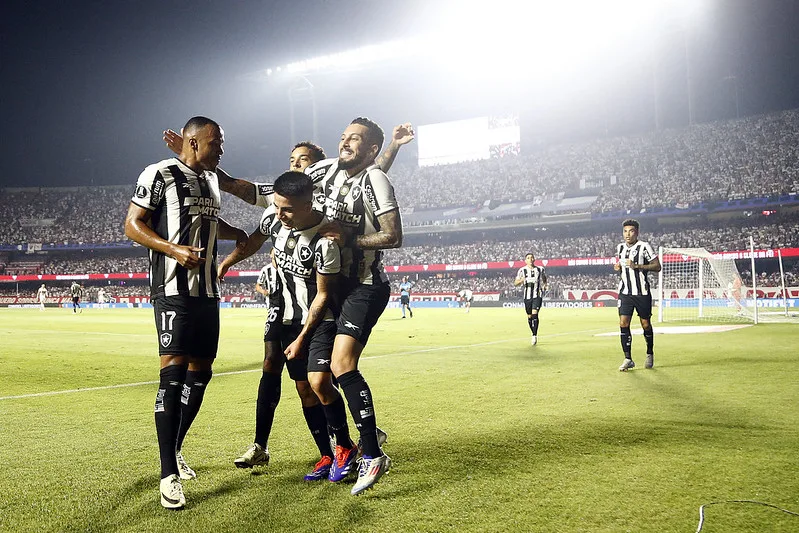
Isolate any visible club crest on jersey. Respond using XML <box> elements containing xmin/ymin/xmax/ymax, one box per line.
<box><xmin>287</xmin><ymin>237</ymin><xmax>297</xmax><ymax>249</ymax></box>
<box><xmin>135</xmin><ymin>185</ymin><xmax>148</xmax><ymax>198</ymax></box>
<box><xmin>339</xmin><ymin>184</ymin><xmax>350</xmax><ymax>197</ymax></box>
<box><xmin>351</xmin><ymin>185</ymin><xmax>362</xmax><ymax>201</ymax></box>
<box><xmin>299</xmin><ymin>244</ymin><xmax>312</xmax><ymax>261</ymax></box>
<box><xmin>314</xmin><ymin>192</ymin><xmax>326</xmax><ymax>207</ymax></box>
<box><xmin>160</xmin><ymin>333</ymin><xmax>172</xmax><ymax>348</ymax></box>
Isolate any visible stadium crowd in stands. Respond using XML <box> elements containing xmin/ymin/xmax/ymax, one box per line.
<box><xmin>2</xmin><ymin>109</ymin><xmax>799</xmax><ymax>247</ymax></box>
<box><xmin>4</xmin><ymin>217</ymin><xmax>797</xmax><ymax>281</ymax></box>
<box><xmin>383</xmin><ymin>219</ymin><xmax>799</xmax><ymax>265</ymax></box>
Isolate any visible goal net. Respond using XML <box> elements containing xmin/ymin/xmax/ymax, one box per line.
<box><xmin>658</xmin><ymin>247</ymin><xmax>754</xmax><ymax>323</ymax></box>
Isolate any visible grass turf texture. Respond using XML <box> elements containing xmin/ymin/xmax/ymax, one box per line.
<box><xmin>0</xmin><ymin>307</ymin><xmax>797</xmax><ymax>532</ymax></box>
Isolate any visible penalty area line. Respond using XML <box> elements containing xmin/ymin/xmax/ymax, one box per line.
<box><xmin>0</xmin><ymin>328</ymin><xmax>605</xmax><ymax>401</ymax></box>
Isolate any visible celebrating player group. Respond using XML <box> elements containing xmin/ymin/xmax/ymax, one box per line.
<box><xmin>126</xmin><ymin>116</ymin><xmax>413</xmax><ymax>509</ymax></box>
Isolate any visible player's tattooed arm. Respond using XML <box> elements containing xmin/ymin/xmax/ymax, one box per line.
<box><xmin>375</xmin><ymin>123</ymin><xmax>414</xmax><ymax>173</ymax></box>
<box><xmin>355</xmin><ymin>209</ymin><xmax>403</xmax><ymax>250</ymax></box>
<box><xmin>285</xmin><ymin>272</ymin><xmax>338</xmax><ymax>360</ymax></box>
<box><xmin>216</xmin><ymin>168</ymin><xmax>257</xmax><ymax>205</ymax></box>
<box><xmin>217</xmin><ymin>230</ymin><xmax>269</xmax><ymax>281</ymax></box>
<box><xmin>163</xmin><ymin>129</ymin><xmax>257</xmax><ymax>205</ymax></box>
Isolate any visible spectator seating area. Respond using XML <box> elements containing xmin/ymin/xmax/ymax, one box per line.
<box><xmin>2</xmin><ymin>109</ymin><xmax>799</xmax><ymax>246</ymax></box>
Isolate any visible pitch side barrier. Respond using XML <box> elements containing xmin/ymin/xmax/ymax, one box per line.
<box><xmin>3</xmin><ymin>246</ymin><xmax>798</xmax><ymax>283</ymax></box>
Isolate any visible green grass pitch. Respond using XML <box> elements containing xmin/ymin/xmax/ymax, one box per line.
<box><xmin>1</xmin><ymin>307</ymin><xmax>797</xmax><ymax>532</ymax></box>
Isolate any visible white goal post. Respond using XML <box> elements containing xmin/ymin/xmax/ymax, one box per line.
<box><xmin>657</xmin><ymin>246</ymin><xmax>756</xmax><ymax>323</ymax></box>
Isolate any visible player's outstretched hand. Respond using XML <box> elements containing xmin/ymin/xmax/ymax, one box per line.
<box><xmin>172</xmin><ymin>245</ymin><xmax>205</xmax><ymax>269</ymax></box>
<box><xmin>613</xmin><ymin>261</ymin><xmax>621</xmax><ymax>271</ymax></box>
<box><xmin>163</xmin><ymin>129</ymin><xmax>183</xmax><ymax>156</ymax></box>
<box><xmin>392</xmin><ymin>123</ymin><xmax>415</xmax><ymax>146</ymax></box>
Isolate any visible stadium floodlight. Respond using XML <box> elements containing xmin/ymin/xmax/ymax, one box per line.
<box><xmin>255</xmin><ymin>0</ymin><xmax>708</xmax><ymax>83</ymax></box>
<box><xmin>267</xmin><ymin>39</ymin><xmax>423</xmax><ymax>77</ymax></box>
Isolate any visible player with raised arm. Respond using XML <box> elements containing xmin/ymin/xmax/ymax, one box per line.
<box><xmin>303</xmin><ymin>117</ymin><xmax>403</xmax><ymax>495</ymax></box>
<box><xmin>218</xmin><ymin>171</ymin><xmax>358</xmax><ymax>483</ymax></box>
<box><xmin>124</xmin><ymin>116</ymin><xmax>248</xmax><ymax>510</ymax></box>
<box><xmin>399</xmin><ymin>276</ymin><xmax>413</xmax><ymax>318</ymax></box>
<box><xmin>162</xmin><ymin>123</ymin><xmax>414</xmax><ymax>206</ymax></box>
<box><xmin>514</xmin><ymin>253</ymin><xmax>547</xmax><ymax>345</ymax></box>
<box><xmin>614</xmin><ymin>219</ymin><xmax>661</xmax><ymax>371</ymax></box>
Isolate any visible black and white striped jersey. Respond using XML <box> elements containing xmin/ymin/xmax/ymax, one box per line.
<box><xmin>305</xmin><ymin>158</ymin><xmax>399</xmax><ymax>286</ymax></box>
<box><xmin>257</xmin><ymin>264</ymin><xmax>281</xmax><ymax>300</ymax></box>
<box><xmin>616</xmin><ymin>240</ymin><xmax>656</xmax><ymax>296</ymax></box>
<box><xmin>131</xmin><ymin>157</ymin><xmax>221</xmax><ymax>299</ymax></box>
<box><xmin>257</xmin><ymin>206</ymin><xmax>341</xmax><ymax>325</ymax></box>
<box><xmin>516</xmin><ymin>265</ymin><xmax>547</xmax><ymax>300</ymax></box>
<box><xmin>70</xmin><ymin>283</ymin><xmax>83</xmax><ymax>298</ymax></box>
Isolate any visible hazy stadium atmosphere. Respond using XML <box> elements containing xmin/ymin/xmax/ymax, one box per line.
<box><xmin>2</xmin><ymin>0</ymin><xmax>798</xmax><ymax>531</ymax></box>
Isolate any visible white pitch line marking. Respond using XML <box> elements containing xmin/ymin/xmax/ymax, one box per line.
<box><xmin>0</xmin><ymin>328</ymin><xmax>152</xmax><ymax>338</ymax></box>
<box><xmin>0</xmin><ymin>328</ymin><xmax>606</xmax><ymax>401</ymax></box>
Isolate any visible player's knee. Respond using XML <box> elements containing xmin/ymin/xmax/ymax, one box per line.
<box><xmin>160</xmin><ymin>354</ymin><xmax>188</xmax><ymax>369</ymax></box>
<box><xmin>187</xmin><ymin>358</ymin><xmax>213</xmax><ymax>372</ymax></box>
<box><xmin>295</xmin><ymin>380</ymin><xmax>318</xmax><ymax>405</ymax></box>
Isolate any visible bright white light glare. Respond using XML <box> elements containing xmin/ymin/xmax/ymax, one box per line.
<box><xmin>264</xmin><ymin>0</ymin><xmax>707</xmax><ymax>81</ymax></box>
<box><xmin>280</xmin><ymin>39</ymin><xmax>422</xmax><ymax>76</ymax></box>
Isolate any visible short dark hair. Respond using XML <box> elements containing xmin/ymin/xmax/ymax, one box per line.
<box><xmin>273</xmin><ymin>171</ymin><xmax>313</xmax><ymax>199</ymax></box>
<box><xmin>351</xmin><ymin>117</ymin><xmax>384</xmax><ymax>153</ymax></box>
<box><xmin>183</xmin><ymin>116</ymin><xmax>220</xmax><ymax>135</ymax></box>
<box><xmin>525</xmin><ymin>252</ymin><xmax>534</xmax><ymax>258</ymax></box>
<box><xmin>622</xmin><ymin>218</ymin><xmax>640</xmax><ymax>230</ymax></box>
<box><xmin>293</xmin><ymin>141</ymin><xmax>326</xmax><ymax>163</ymax></box>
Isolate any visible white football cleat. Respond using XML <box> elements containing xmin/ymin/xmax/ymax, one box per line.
<box><xmin>234</xmin><ymin>443</ymin><xmax>270</xmax><ymax>468</ymax></box>
<box><xmin>351</xmin><ymin>454</ymin><xmax>391</xmax><ymax>495</ymax></box>
<box><xmin>531</xmin><ymin>335</ymin><xmax>537</xmax><ymax>346</ymax></box>
<box><xmin>160</xmin><ymin>474</ymin><xmax>185</xmax><ymax>510</ymax></box>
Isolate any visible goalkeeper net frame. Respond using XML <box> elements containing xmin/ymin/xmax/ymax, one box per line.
<box><xmin>657</xmin><ymin>246</ymin><xmax>756</xmax><ymax>324</ymax></box>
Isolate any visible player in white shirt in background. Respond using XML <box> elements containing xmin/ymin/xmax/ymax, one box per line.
<box><xmin>36</xmin><ymin>284</ymin><xmax>48</xmax><ymax>311</ymax></box>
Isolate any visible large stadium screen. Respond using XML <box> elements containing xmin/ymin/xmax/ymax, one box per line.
<box><xmin>417</xmin><ymin>115</ymin><xmax>520</xmax><ymax>167</ymax></box>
